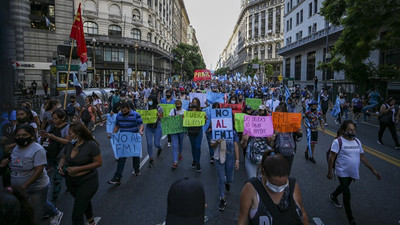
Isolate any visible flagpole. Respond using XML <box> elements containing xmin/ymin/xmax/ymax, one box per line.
<box><xmin>64</xmin><ymin>39</ymin><xmax>75</xmax><ymax>109</ymax></box>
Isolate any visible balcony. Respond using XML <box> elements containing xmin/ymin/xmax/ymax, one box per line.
<box><xmin>132</xmin><ymin>18</ymin><xmax>143</xmax><ymax>26</ymax></box>
<box><xmin>83</xmin><ymin>10</ymin><xmax>98</xmax><ymax>19</ymax></box>
<box><xmin>278</xmin><ymin>25</ymin><xmax>343</xmax><ymax>56</ymax></box>
<box><xmin>109</xmin><ymin>14</ymin><xmax>122</xmax><ymax>23</ymax></box>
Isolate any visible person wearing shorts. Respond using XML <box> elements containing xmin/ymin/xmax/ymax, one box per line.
<box><xmin>303</xmin><ymin>100</ymin><xmax>325</xmax><ymax>163</ymax></box>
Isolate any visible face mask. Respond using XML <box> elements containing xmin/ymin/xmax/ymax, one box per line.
<box><xmin>122</xmin><ymin>111</ymin><xmax>130</xmax><ymax>116</ymax></box>
<box><xmin>231</xmin><ymin>100</ymin><xmax>236</xmax><ymax>104</ymax></box>
<box><xmin>181</xmin><ymin>92</ymin><xmax>185</xmax><ymax>95</ymax></box>
<box><xmin>192</xmin><ymin>104</ymin><xmax>198</xmax><ymax>108</ymax></box>
<box><xmin>311</xmin><ymin>108</ymin><xmax>317</xmax><ymax>112</ymax></box>
<box><xmin>148</xmin><ymin>101</ymin><xmax>153</xmax><ymax>106</ymax></box>
<box><xmin>16</xmin><ymin>137</ymin><xmax>34</xmax><ymax>147</ymax></box>
<box><xmin>239</xmin><ymin>98</ymin><xmax>243</xmax><ymax>101</ymax></box>
<box><xmin>176</xmin><ymin>106</ymin><xmax>182</xmax><ymax>110</ymax></box>
<box><xmin>17</xmin><ymin>118</ymin><xmax>27</xmax><ymax>123</ymax></box>
<box><xmin>345</xmin><ymin>131</ymin><xmax>356</xmax><ymax>139</ymax></box>
<box><xmin>71</xmin><ymin>138</ymin><xmax>78</xmax><ymax>145</ymax></box>
<box><xmin>120</xmin><ymin>97</ymin><xmax>126</xmax><ymax>102</ymax></box>
<box><xmin>166</xmin><ymin>95</ymin><xmax>172</xmax><ymax>98</ymax></box>
<box><xmin>266</xmin><ymin>179</ymin><xmax>289</xmax><ymax>193</ymax></box>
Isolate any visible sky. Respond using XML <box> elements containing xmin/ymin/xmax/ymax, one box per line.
<box><xmin>184</xmin><ymin>0</ymin><xmax>241</xmax><ymax>70</ymax></box>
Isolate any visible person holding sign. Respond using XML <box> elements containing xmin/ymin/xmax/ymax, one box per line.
<box><xmin>210</xmin><ymin>125</ymin><xmax>240</xmax><ymax>211</ymax></box>
<box><xmin>58</xmin><ymin>122</ymin><xmax>102</xmax><ymax>225</ymax></box>
<box><xmin>205</xmin><ymin>103</ymin><xmax>220</xmax><ymax>164</ymax></box>
<box><xmin>145</xmin><ymin>94</ymin><xmax>164</xmax><ymax>168</ymax></box>
<box><xmin>188</xmin><ymin>98</ymin><xmax>206</xmax><ymax>173</ymax></box>
<box><xmin>169</xmin><ymin>100</ymin><xmax>186</xmax><ymax>169</ymax></box>
<box><xmin>108</xmin><ymin>102</ymin><xmax>144</xmax><ymax>185</ymax></box>
<box><xmin>160</xmin><ymin>90</ymin><xmax>176</xmax><ymax>148</ymax></box>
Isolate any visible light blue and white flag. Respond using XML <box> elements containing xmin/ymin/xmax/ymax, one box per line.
<box><xmin>109</xmin><ymin>73</ymin><xmax>114</xmax><ymax>84</ymax></box>
<box><xmin>45</xmin><ymin>16</ymin><xmax>51</xmax><ymax>27</ymax></box>
<box><xmin>284</xmin><ymin>84</ymin><xmax>290</xmax><ymax>104</ymax></box>
<box><xmin>331</xmin><ymin>96</ymin><xmax>341</xmax><ymax>117</ymax></box>
<box><xmin>73</xmin><ymin>73</ymin><xmax>81</xmax><ymax>87</ymax></box>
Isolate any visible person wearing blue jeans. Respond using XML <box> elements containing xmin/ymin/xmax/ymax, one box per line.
<box><xmin>169</xmin><ymin>100</ymin><xmax>186</xmax><ymax>169</ymax></box>
<box><xmin>205</xmin><ymin>130</ymin><xmax>215</xmax><ymax>163</ymax></box>
<box><xmin>363</xmin><ymin>89</ymin><xmax>381</xmax><ymax>122</ymax></box>
<box><xmin>210</xmin><ymin>130</ymin><xmax>240</xmax><ymax>211</ymax></box>
<box><xmin>29</xmin><ymin>185</ymin><xmax>60</xmax><ymax>223</ymax></box>
<box><xmin>145</xmin><ymin>94</ymin><xmax>164</xmax><ymax>167</ymax></box>
<box><xmin>187</xmin><ymin>97</ymin><xmax>206</xmax><ymax>172</ymax></box>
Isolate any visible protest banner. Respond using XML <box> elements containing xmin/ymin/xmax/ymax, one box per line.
<box><xmin>110</xmin><ymin>132</ymin><xmax>142</xmax><ymax>158</ymax></box>
<box><xmin>161</xmin><ymin>115</ymin><xmax>188</xmax><ymax>135</ymax></box>
<box><xmin>220</xmin><ymin>103</ymin><xmax>243</xmax><ymax>114</ymax></box>
<box><xmin>207</xmin><ymin>92</ymin><xmax>225</xmax><ymax>105</ymax></box>
<box><xmin>183</xmin><ymin>111</ymin><xmax>206</xmax><ymax>127</ymax></box>
<box><xmin>189</xmin><ymin>93</ymin><xmax>207</xmax><ymax>107</ymax></box>
<box><xmin>234</xmin><ymin>113</ymin><xmax>246</xmax><ymax>132</ymax></box>
<box><xmin>243</xmin><ymin>115</ymin><xmax>274</xmax><ymax>137</ymax></box>
<box><xmin>193</xmin><ymin>69</ymin><xmax>212</xmax><ymax>81</ymax></box>
<box><xmin>106</xmin><ymin>113</ymin><xmax>117</xmax><ymax>133</ymax></box>
<box><xmin>245</xmin><ymin>98</ymin><xmax>262</xmax><ymax>110</ymax></box>
<box><xmin>181</xmin><ymin>99</ymin><xmax>190</xmax><ymax>111</ymax></box>
<box><xmin>272</xmin><ymin>112</ymin><xmax>302</xmax><ymax>132</ymax></box>
<box><xmin>159</xmin><ymin>103</ymin><xmax>176</xmax><ymax>117</ymax></box>
<box><xmin>136</xmin><ymin>109</ymin><xmax>158</xmax><ymax>124</ymax></box>
<box><xmin>211</xmin><ymin>108</ymin><xmax>233</xmax><ymax>140</ymax></box>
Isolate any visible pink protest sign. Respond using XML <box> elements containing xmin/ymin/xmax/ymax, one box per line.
<box><xmin>243</xmin><ymin>115</ymin><xmax>274</xmax><ymax>137</ymax></box>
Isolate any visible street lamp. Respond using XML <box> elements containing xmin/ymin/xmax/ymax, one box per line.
<box><xmin>134</xmin><ymin>42</ymin><xmax>138</xmax><ymax>91</ymax></box>
<box><xmin>91</xmin><ymin>37</ymin><xmax>96</xmax><ymax>87</ymax></box>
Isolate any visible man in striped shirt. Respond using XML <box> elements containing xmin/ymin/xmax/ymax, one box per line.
<box><xmin>108</xmin><ymin>102</ymin><xmax>144</xmax><ymax>185</ymax></box>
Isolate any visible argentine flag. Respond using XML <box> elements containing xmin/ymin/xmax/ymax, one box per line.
<box><xmin>331</xmin><ymin>96</ymin><xmax>341</xmax><ymax>117</ymax></box>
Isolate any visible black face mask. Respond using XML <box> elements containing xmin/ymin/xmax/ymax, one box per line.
<box><xmin>311</xmin><ymin>108</ymin><xmax>317</xmax><ymax>112</ymax></box>
<box><xmin>345</xmin><ymin>131</ymin><xmax>356</xmax><ymax>139</ymax></box>
<box><xmin>166</xmin><ymin>95</ymin><xmax>172</xmax><ymax>98</ymax></box>
<box><xmin>16</xmin><ymin>137</ymin><xmax>34</xmax><ymax>147</ymax></box>
<box><xmin>17</xmin><ymin>118</ymin><xmax>27</xmax><ymax>124</ymax></box>
<box><xmin>122</xmin><ymin>111</ymin><xmax>130</xmax><ymax>116</ymax></box>
<box><xmin>176</xmin><ymin>106</ymin><xmax>182</xmax><ymax>110</ymax></box>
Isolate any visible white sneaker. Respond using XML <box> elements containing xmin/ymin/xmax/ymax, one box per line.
<box><xmin>50</xmin><ymin>210</ymin><xmax>63</xmax><ymax>225</ymax></box>
<box><xmin>87</xmin><ymin>217</ymin><xmax>101</xmax><ymax>225</ymax></box>
<box><xmin>324</xmin><ymin>123</ymin><xmax>328</xmax><ymax>126</ymax></box>
<box><xmin>167</xmin><ymin>142</ymin><xmax>171</xmax><ymax>147</ymax></box>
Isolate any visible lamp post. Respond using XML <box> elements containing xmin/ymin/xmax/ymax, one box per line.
<box><xmin>91</xmin><ymin>37</ymin><xmax>96</xmax><ymax>87</ymax></box>
<box><xmin>134</xmin><ymin>42</ymin><xmax>138</xmax><ymax>91</ymax></box>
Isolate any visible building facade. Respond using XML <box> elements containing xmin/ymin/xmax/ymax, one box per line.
<box><xmin>217</xmin><ymin>0</ymin><xmax>285</xmax><ymax>80</ymax></box>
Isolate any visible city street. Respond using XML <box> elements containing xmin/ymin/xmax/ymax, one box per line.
<box><xmin>48</xmin><ymin>114</ymin><xmax>400</xmax><ymax>225</ymax></box>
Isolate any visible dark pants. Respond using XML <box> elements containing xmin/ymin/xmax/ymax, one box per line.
<box><xmin>283</xmin><ymin>154</ymin><xmax>294</xmax><ymax>175</ymax></box>
<box><xmin>113</xmin><ymin>157</ymin><xmax>140</xmax><ymax>179</ymax></box>
<box><xmin>378</xmin><ymin>121</ymin><xmax>400</xmax><ymax>146</ymax></box>
<box><xmin>332</xmin><ymin>177</ymin><xmax>354</xmax><ymax>221</ymax></box>
<box><xmin>168</xmin><ymin>134</ymin><xmax>171</xmax><ymax>143</ymax></box>
<box><xmin>66</xmin><ymin>174</ymin><xmax>99</xmax><ymax>225</ymax></box>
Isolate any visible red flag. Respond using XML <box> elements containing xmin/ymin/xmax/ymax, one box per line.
<box><xmin>70</xmin><ymin>3</ymin><xmax>87</xmax><ymax>63</ymax></box>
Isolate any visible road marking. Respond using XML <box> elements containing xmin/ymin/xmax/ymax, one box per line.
<box><xmin>139</xmin><ymin>155</ymin><xmax>149</xmax><ymax>169</ymax></box>
<box><xmin>360</xmin><ymin>121</ymin><xmax>380</xmax><ymax>128</ymax></box>
<box><xmin>313</xmin><ymin>217</ymin><xmax>325</xmax><ymax>225</ymax></box>
<box><xmin>162</xmin><ymin>135</ymin><xmax>167</xmax><ymax>140</ymax></box>
<box><xmin>322</xmin><ymin>128</ymin><xmax>400</xmax><ymax>167</ymax></box>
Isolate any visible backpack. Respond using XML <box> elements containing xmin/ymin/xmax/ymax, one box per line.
<box><xmin>65</xmin><ymin>103</ymin><xmax>76</xmax><ymax>116</ymax></box>
<box><xmin>275</xmin><ymin>133</ymin><xmax>296</xmax><ymax>157</ymax></box>
<box><xmin>43</xmin><ymin>124</ymin><xmax>68</xmax><ymax>159</ymax></box>
<box><xmin>378</xmin><ymin>104</ymin><xmax>393</xmax><ymax>123</ymax></box>
<box><xmin>326</xmin><ymin>137</ymin><xmax>361</xmax><ymax>168</ymax></box>
<box><xmin>112</xmin><ymin>95</ymin><xmax>120</xmax><ymax>107</ymax></box>
<box><xmin>248</xmin><ymin>137</ymin><xmax>270</xmax><ymax>164</ymax></box>
<box><xmin>356</xmin><ymin>99</ymin><xmax>363</xmax><ymax>109</ymax></box>
<box><xmin>81</xmin><ymin>106</ymin><xmax>91</xmax><ymax>123</ymax></box>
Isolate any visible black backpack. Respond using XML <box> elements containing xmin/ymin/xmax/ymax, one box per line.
<box><xmin>43</xmin><ymin>124</ymin><xmax>68</xmax><ymax>159</ymax></box>
<box><xmin>81</xmin><ymin>106</ymin><xmax>91</xmax><ymax>123</ymax></box>
<box><xmin>65</xmin><ymin>103</ymin><xmax>75</xmax><ymax>116</ymax></box>
<box><xmin>275</xmin><ymin>133</ymin><xmax>296</xmax><ymax>157</ymax></box>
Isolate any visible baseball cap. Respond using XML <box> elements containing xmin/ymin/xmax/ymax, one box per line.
<box><xmin>259</xmin><ymin>105</ymin><xmax>267</xmax><ymax>110</ymax></box>
<box><xmin>166</xmin><ymin>177</ymin><xmax>205</xmax><ymax>225</ymax></box>
<box><xmin>244</xmin><ymin>105</ymin><xmax>252</xmax><ymax>111</ymax></box>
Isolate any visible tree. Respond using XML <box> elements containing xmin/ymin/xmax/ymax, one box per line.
<box><xmin>214</xmin><ymin>67</ymin><xmax>230</xmax><ymax>76</ymax></box>
<box><xmin>320</xmin><ymin>0</ymin><xmax>400</xmax><ymax>87</ymax></box>
<box><xmin>171</xmin><ymin>43</ymin><xmax>206</xmax><ymax>80</ymax></box>
<box><xmin>245</xmin><ymin>58</ymin><xmax>261</xmax><ymax>77</ymax></box>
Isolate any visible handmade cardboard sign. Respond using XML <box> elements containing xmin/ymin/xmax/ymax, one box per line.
<box><xmin>211</xmin><ymin>108</ymin><xmax>233</xmax><ymax>140</ymax></box>
<box><xmin>110</xmin><ymin>132</ymin><xmax>142</xmax><ymax>158</ymax></box>
<box><xmin>272</xmin><ymin>112</ymin><xmax>302</xmax><ymax>132</ymax></box>
<box><xmin>243</xmin><ymin>115</ymin><xmax>274</xmax><ymax>137</ymax></box>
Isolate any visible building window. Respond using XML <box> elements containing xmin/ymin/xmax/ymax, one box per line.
<box><xmin>30</xmin><ymin>0</ymin><xmax>55</xmax><ymax>30</ymax></box>
<box><xmin>148</xmin><ymin>0</ymin><xmax>152</xmax><ymax>7</ymax></box>
<box><xmin>254</xmin><ymin>13</ymin><xmax>259</xmax><ymax>38</ymax></box>
<box><xmin>275</xmin><ymin>43</ymin><xmax>280</xmax><ymax>58</ymax></box>
<box><xmin>131</xmin><ymin>28</ymin><xmax>141</xmax><ymax>40</ymax></box>
<box><xmin>287</xmin><ymin>20</ymin><xmax>290</xmax><ymax>32</ymax></box>
<box><xmin>296</xmin><ymin>12</ymin><xmax>299</xmax><ymax>25</ymax></box>
<box><xmin>268</xmin><ymin>8</ymin><xmax>273</xmax><ymax>33</ymax></box>
<box><xmin>110</xmin><ymin>4</ymin><xmax>121</xmax><ymax>15</ymax></box>
<box><xmin>308</xmin><ymin>26</ymin><xmax>312</xmax><ymax>35</ymax></box>
<box><xmin>307</xmin><ymin>51</ymin><xmax>316</xmax><ymax>80</ymax></box>
<box><xmin>300</xmin><ymin>9</ymin><xmax>303</xmax><ymax>23</ymax></box>
<box><xmin>314</xmin><ymin>0</ymin><xmax>318</xmax><ymax>14</ymax></box>
<box><xmin>267</xmin><ymin>44</ymin><xmax>272</xmax><ymax>59</ymax></box>
<box><xmin>276</xmin><ymin>6</ymin><xmax>281</xmax><ymax>34</ymax></box>
<box><xmin>261</xmin><ymin>11</ymin><xmax>266</xmax><ymax>36</ymax></box>
<box><xmin>312</xmin><ymin>23</ymin><xmax>317</xmax><ymax>33</ymax></box>
<box><xmin>295</xmin><ymin>55</ymin><xmax>301</xmax><ymax>80</ymax></box>
<box><xmin>285</xmin><ymin>58</ymin><xmax>291</xmax><ymax>78</ymax></box>
<box><xmin>147</xmin><ymin>33</ymin><xmax>152</xmax><ymax>42</ymax></box>
<box><xmin>323</xmin><ymin>48</ymin><xmax>333</xmax><ymax>80</ymax></box>
<box><xmin>83</xmin><ymin>21</ymin><xmax>98</xmax><ymax>34</ymax></box>
<box><xmin>108</xmin><ymin>25</ymin><xmax>122</xmax><ymax>36</ymax></box>
<box><xmin>248</xmin><ymin>15</ymin><xmax>252</xmax><ymax>38</ymax></box>
<box><xmin>148</xmin><ymin>15</ymin><xmax>153</xmax><ymax>26</ymax></box>
<box><xmin>133</xmin><ymin>9</ymin><xmax>141</xmax><ymax>20</ymax></box>
<box><xmin>289</xmin><ymin>18</ymin><xmax>292</xmax><ymax>30</ymax></box>
<box><xmin>309</xmin><ymin>2</ymin><xmax>313</xmax><ymax>17</ymax></box>
<box><xmin>104</xmin><ymin>47</ymin><xmax>124</xmax><ymax>62</ymax></box>
<box><xmin>261</xmin><ymin>46</ymin><xmax>265</xmax><ymax>59</ymax></box>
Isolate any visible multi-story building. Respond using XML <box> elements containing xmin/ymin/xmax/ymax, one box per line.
<box><xmin>278</xmin><ymin>0</ymin><xmax>379</xmax><ymax>91</ymax></box>
<box><xmin>217</xmin><ymin>0</ymin><xmax>285</xmax><ymax>80</ymax></box>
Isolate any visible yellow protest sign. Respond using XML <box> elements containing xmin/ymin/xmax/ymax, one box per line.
<box><xmin>183</xmin><ymin>111</ymin><xmax>206</xmax><ymax>127</ymax></box>
<box><xmin>159</xmin><ymin>104</ymin><xmax>176</xmax><ymax>117</ymax></box>
<box><xmin>136</xmin><ymin>109</ymin><xmax>158</xmax><ymax>124</ymax></box>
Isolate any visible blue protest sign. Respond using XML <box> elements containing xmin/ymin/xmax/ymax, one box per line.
<box><xmin>202</xmin><ymin>106</ymin><xmax>212</xmax><ymax>132</ymax></box>
<box><xmin>110</xmin><ymin>132</ymin><xmax>142</xmax><ymax>158</ymax></box>
<box><xmin>211</xmin><ymin>108</ymin><xmax>233</xmax><ymax>140</ymax></box>
<box><xmin>207</xmin><ymin>92</ymin><xmax>225</xmax><ymax>105</ymax></box>
<box><xmin>189</xmin><ymin>93</ymin><xmax>207</xmax><ymax>107</ymax></box>
<box><xmin>181</xmin><ymin>99</ymin><xmax>190</xmax><ymax>111</ymax></box>
<box><xmin>106</xmin><ymin>113</ymin><xmax>117</xmax><ymax>133</ymax></box>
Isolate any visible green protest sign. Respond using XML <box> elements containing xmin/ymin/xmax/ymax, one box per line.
<box><xmin>245</xmin><ymin>98</ymin><xmax>262</xmax><ymax>110</ymax></box>
<box><xmin>161</xmin><ymin>115</ymin><xmax>188</xmax><ymax>135</ymax></box>
<box><xmin>159</xmin><ymin>104</ymin><xmax>176</xmax><ymax>117</ymax></box>
<box><xmin>183</xmin><ymin>111</ymin><xmax>206</xmax><ymax>127</ymax></box>
<box><xmin>234</xmin><ymin>113</ymin><xmax>246</xmax><ymax>132</ymax></box>
<box><xmin>136</xmin><ymin>109</ymin><xmax>158</xmax><ymax>124</ymax></box>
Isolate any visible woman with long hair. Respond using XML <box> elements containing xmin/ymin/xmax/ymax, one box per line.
<box><xmin>145</xmin><ymin>94</ymin><xmax>163</xmax><ymax>167</ymax></box>
<box><xmin>188</xmin><ymin>97</ymin><xmax>205</xmax><ymax>172</ymax></box>
<box><xmin>41</xmin><ymin>99</ymin><xmax>60</xmax><ymax>131</ymax></box>
<box><xmin>58</xmin><ymin>122</ymin><xmax>102</xmax><ymax>225</ymax></box>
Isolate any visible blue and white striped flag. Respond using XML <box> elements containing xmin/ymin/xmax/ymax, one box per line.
<box><xmin>331</xmin><ymin>96</ymin><xmax>341</xmax><ymax>117</ymax></box>
<box><xmin>284</xmin><ymin>84</ymin><xmax>290</xmax><ymax>104</ymax></box>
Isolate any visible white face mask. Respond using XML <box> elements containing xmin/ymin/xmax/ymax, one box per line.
<box><xmin>266</xmin><ymin>179</ymin><xmax>289</xmax><ymax>193</ymax></box>
<box><xmin>231</xmin><ymin>100</ymin><xmax>236</xmax><ymax>104</ymax></box>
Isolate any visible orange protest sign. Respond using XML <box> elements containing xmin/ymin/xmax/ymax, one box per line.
<box><xmin>272</xmin><ymin>112</ymin><xmax>302</xmax><ymax>132</ymax></box>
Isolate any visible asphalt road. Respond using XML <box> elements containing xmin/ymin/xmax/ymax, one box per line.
<box><xmin>39</xmin><ymin>113</ymin><xmax>400</xmax><ymax>225</ymax></box>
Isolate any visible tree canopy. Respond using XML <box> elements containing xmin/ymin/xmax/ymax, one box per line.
<box><xmin>171</xmin><ymin>43</ymin><xmax>206</xmax><ymax>80</ymax></box>
<box><xmin>320</xmin><ymin>0</ymin><xmax>400</xmax><ymax>85</ymax></box>
<box><xmin>214</xmin><ymin>67</ymin><xmax>230</xmax><ymax>76</ymax></box>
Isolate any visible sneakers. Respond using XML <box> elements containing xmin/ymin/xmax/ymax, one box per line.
<box><xmin>210</xmin><ymin>157</ymin><xmax>215</xmax><ymax>164</ymax></box>
<box><xmin>191</xmin><ymin>161</ymin><xmax>197</xmax><ymax>168</ymax></box>
<box><xmin>335</xmin><ymin>119</ymin><xmax>339</xmax><ymax>125</ymax></box>
<box><xmin>218</xmin><ymin>198</ymin><xmax>226</xmax><ymax>211</ymax></box>
<box><xmin>167</xmin><ymin>142</ymin><xmax>171</xmax><ymax>147</ymax></box>
<box><xmin>196</xmin><ymin>164</ymin><xmax>202</xmax><ymax>173</ymax></box>
<box><xmin>107</xmin><ymin>178</ymin><xmax>121</xmax><ymax>185</ymax></box>
<box><xmin>377</xmin><ymin>140</ymin><xmax>383</xmax><ymax>145</ymax></box>
<box><xmin>87</xmin><ymin>217</ymin><xmax>101</xmax><ymax>225</ymax></box>
<box><xmin>149</xmin><ymin>158</ymin><xmax>154</xmax><ymax>168</ymax></box>
<box><xmin>178</xmin><ymin>154</ymin><xmax>183</xmax><ymax>161</ymax></box>
<box><xmin>309</xmin><ymin>157</ymin><xmax>316</xmax><ymax>164</ymax></box>
<box><xmin>395</xmin><ymin>146</ymin><xmax>400</xmax><ymax>150</ymax></box>
<box><xmin>225</xmin><ymin>182</ymin><xmax>230</xmax><ymax>192</ymax></box>
<box><xmin>329</xmin><ymin>194</ymin><xmax>342</xmax><ymax>208</ymax></box>
<box><xmin>157</xmin><ymin>148</ymin><xmax>163</xmax><ymax>158</ymax></box>
<box><xmin>49</xmin><ymin>210</ymin><xmax>63</xmax><ymax>225</ymax></box>
<box><xmin>132</xmin><ymin>169</ymin><xmax>141</xmax><ymax>176</ymax></box>
<box><xmin>324</xmin><ymin>123</ymin><xmax>328</xmax><ymax>126</ymax></box>
<box><xmin>172</xmin><ymin>162</ymin><xmax>178</xmax><ymax>170</ymax></box>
